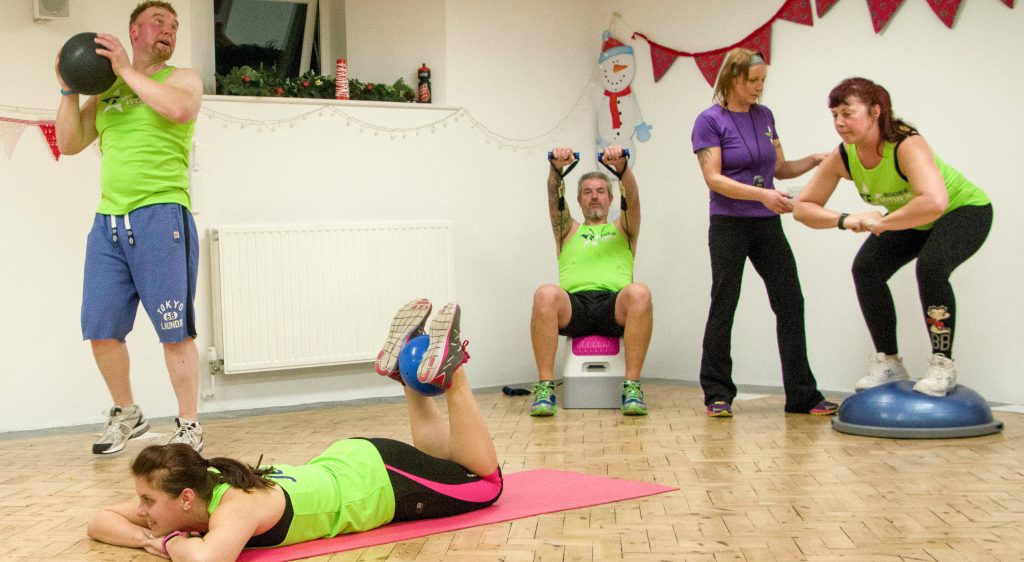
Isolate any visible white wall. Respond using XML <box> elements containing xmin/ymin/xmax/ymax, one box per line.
<box><xmin>1</xmin><ymin>0</ymin><xmax>1021</xmax><ymax>433</ymax></box>
<box><xmin>5</xmin><ymin>0</ymin><xmax>194</xmax><ymax>107</ymax></box>
<box><xmin>345</xmin><ymin>0</ymin><xmax>447</xmax><ymax>103</ymax></box>
<box><xmin>323</xmin><ymin>0</ymin><xmax>347</xmax><ymax>64</ymax></box>
<box><xmin>593</xmin><ymin>0</ymin><xmax>1023</xmax><ymax>397</ymax></box>
<box><xmin>190</xmin><ymin>0</ymin><xmax>215</xmax><ymax>93</ymax></box>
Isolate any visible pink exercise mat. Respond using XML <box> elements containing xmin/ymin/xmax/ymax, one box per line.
<box><xmin>238</xmin><ymin>468</ymin><xmax>677</xmax><ymax>562</ymax></box>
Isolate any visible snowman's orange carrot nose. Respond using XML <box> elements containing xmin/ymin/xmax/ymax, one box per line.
<box><xmin>613</xmin><ymin>64</ymin><xmax>628</xmax><ymax>73</ymax></box>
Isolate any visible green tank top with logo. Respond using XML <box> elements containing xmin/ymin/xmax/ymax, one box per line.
<box><xmin>844</xmin><ymin>141</ymin><xmax>989</xmax><ymax>231</ymax></box>
<box><xmin>207</xmin><ymin>439</ymin><xmax>394</xmax><ymax>546</ymax></box>
<box><xmin>558</xmin><ymin>223</ymin><xmax>634</xmax><ymax>293</ymax></box>
<box><xmin>94</xmin><ymin>66</ymin><xmax>193</xmax><ymax>214</ymax></box>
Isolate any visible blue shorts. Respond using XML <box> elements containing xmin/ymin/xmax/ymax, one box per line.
<box><xmin>82</xmin><ymin>203</ymin><xmax>198</xmax><ymax>343</ymax></box>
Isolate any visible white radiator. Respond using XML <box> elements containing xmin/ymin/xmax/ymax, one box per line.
<box><xmin>209</xmin><ymin>223</ymin><xmax>455</xmax><ymax>374</ymax></box>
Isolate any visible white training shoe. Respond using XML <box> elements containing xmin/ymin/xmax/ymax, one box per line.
<box><xmin>92</xmin><ymin>404</ymin><xmax>150</xmax><ymax>455</ymax></box>
<box><xmin>164</xmin><ymin>418</ymin><xmax>204</xmax><ymax>453</ymax></box>
<box><xmin>913</xmin><ymin>354</ymin><xmax>957</xmax><ymax>397</ymax></box>
<box><xmin>855</xmin><ymin>353</ymin><xmax>910</xmax><ymax>391</ymax></box>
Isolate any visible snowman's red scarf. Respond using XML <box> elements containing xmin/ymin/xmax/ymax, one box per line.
<box><xmin>604</xmin><ymin>86</ymin><xmax>631</xmax><ymax>129</ymax></box>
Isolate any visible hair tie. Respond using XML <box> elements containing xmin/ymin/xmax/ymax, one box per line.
<box><xmin>204</xmin><ymin>458</ymin><xmax>221</xmax><ymax>475</ymax></box>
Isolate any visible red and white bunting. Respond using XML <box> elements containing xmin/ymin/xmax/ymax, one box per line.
<box><xmin>634</xmin><ymin>0</ymin><xmax>1014</xmax><ymax>88</ymax></box>
<box><xmin>634</xmin><ymin>0</ymin><xmax>811</xmax><ymax>86</ymax></box>
<box><xmin>0</xmin><ymin>116</ymin><xmax>60</xmax><ymax>162</ymax></box>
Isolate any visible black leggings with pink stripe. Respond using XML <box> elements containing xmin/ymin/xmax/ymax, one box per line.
<box><xmin>363</xmin><ymin>438</ymin><xmax>503</xmax><ymax>521</ymax></box>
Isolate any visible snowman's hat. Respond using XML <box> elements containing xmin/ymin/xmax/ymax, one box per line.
<box><xmin>599</xmin><ymin>31</ymin><xmax>632</xmax><ymax>63</ymax></box>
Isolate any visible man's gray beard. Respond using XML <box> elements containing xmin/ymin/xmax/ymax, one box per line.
<box><xmin>586</xmin><ymin>208</ymin><xmax>606</xmax><ymax>221</ymax></box>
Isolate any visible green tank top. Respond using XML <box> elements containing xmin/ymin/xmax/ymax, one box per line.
<box><xmin>844</xmin><ymin>141</ymin><xmax>990</xmax><ymax>231</ymax></box>
<box><xmin>558</xmin><ymin>223</ymin><xmax>634</xmax><ymax>293</ymax></box>
<box><xmin>207</xmin><ymin>439</ymin><xmax>395</xmax><ymax>546</ymax></box>
<box><xmin>94</xmin><ymin>66</ymin><xmax>194</xmax><ymax>215</ymax></box>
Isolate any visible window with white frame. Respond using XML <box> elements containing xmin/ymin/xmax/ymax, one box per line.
<box><xmin>214</xmin><ymin>0</ymin><xmax>325</xmax><ymax>80</ymax></box>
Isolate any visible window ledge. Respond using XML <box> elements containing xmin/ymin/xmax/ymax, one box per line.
<box><xmin>202</xmin><ymin>94</ymin><xmax>458</xmax><ymax>111</ymax></box>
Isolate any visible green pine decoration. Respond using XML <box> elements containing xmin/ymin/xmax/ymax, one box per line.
<box><xmin>216</xmin><ymin>65</ymin><xmax>415</xmax><ymax>102</ymax></box>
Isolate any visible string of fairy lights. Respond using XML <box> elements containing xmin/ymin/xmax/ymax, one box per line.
<box><xmin>196</xmin><ymin>80</ymin><xmax>594</xmax><ymax>149</ymax></box>
<box><xmin>0</xmin><ymin>74</ymin><xmax>596</xmax><ymax>156</ymax></box>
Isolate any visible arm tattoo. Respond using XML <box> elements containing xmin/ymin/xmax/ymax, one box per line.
<box><xmin>696</xmin><ymin>148</ymin><xmax>712</xmax><ymax>168</ymax></box>
<box><xmin>551</xmin><ymin>209</ymin><xmax>570</xmax><ymax>231</ymax></box>
<box><xmin>546</xmin><ymin>171</ymin><xmax>570</xmax><ymax>241</ymax></box>
<box><xmin>547</xmin><ymin>170</ymin><xmax>562</xmax><ymax>195</ymax></box>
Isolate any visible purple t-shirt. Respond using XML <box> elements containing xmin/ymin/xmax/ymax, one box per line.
<box><xmin>691</xmin><ymin>104</ymin><xmax>780</xmax><ymax>218</ymax></box>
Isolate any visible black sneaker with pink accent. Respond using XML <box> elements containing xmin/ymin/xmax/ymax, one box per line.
<box><xmin>417</xmin><ymin>302</ymin><xmax>470</xmax><ymax>389</ymax></box>
<box><xmin>375</xmin><ymin>298</ymin><xmax>432</xmax><ymax>383</ymax></box>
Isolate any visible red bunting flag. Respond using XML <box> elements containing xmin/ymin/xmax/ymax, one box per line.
<box><xmin>1000</xmin><ymin>0</ymin><xmax>1013</xmax><ymax>7</ymax></box>
<box><xmin>778</xmin><ymin>0</ymin><xmax>814</xmax><ymax>25</ymax></box>
<box><xmin>38</xmin><ymin>122</ymin><xmax>60</xmax><ymax>161</ymax></box>
<box><xmin>738</xmin><ymin>25</ymin><xmax>773</xmax><ymax>63</ymax></box>
<box><xmin>925</xmin><ymin>0</ymin><xmax>962</xmax><ymax>27</ymax></box>
<box><xmin>694</xmin><ymin>52</ymin><xmax>727</xmax><ymax>87</ymax></box>
<box><xmin>867</xmin><ymin>0</ymin><xmax>907</xmax><ymax>33</ymax></box>
<box><xmin>649</xmin><ymin>41</ymin><xmax>680</xmax><ymax>83</ymax></box>
<box><xmin>815</xmin><ymin>0</ymin><xmax>840</xmax><ymax>17</ymax></box>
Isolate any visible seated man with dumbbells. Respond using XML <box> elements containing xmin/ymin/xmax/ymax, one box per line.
<box><xmin>529</xmin><ymin>146</ymin><xmax>652</xmax><ymax>416</ymax></box>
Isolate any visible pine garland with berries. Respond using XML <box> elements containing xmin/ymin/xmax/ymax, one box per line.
<box><xmin>216</xmin><ymin>65</ymin><xmax>415</xmax><ymax>102</ymax></box>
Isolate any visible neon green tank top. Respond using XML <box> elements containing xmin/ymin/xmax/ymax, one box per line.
<box><xmin>844</xmin><ymin>141</ymin><xmax>990</xmax><ymax>231</ymax></box>
<box><xmin>558</xmin><ymin>223</ymin><xmax>634</xmax><ymax>293</ymax></box>
<box><xmin>207</xmin><ymin>439</ymin><xmax>394</xmax><ymax>546</ymax></box>
<box><xmin>94</xmin><ymin>66</ymin><xmax>193</xmax><ymax>215</ymax></box>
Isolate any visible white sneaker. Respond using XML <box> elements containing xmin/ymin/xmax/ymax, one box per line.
<box><xmin>164</xmin><ymin>418</ymin><xmax>204</xmax><ymax>453</ymax></box>
<box><xmin>93</xmin><ymin>404</ymin><xmax>149</xmax><ymax>455</ymax></box>
<box><xmin>913</xmin><ymin>354</ymin><xmax>957</xmax><ymax>397</ymax></box>
<box><xmin>855</xmin><ymin>353</ymin><xmax>910</xmax><ymax>391</ymax></box>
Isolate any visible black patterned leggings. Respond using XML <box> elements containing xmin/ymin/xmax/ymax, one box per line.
<box><xmin>851</xmin><ymin>204</ymin><xmax>992</xmax><ymax>358</ymax></box>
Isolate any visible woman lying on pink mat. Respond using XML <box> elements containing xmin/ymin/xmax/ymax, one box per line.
<box><xmin>87</xmin><ymin>300</ymin><xmax>501</xmax><ymax>560</ymax></box>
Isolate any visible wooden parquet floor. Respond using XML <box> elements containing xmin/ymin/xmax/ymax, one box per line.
<box><xmin>2</xmin><ymin>383</ymin><xmax>1023</xmax><ymax>561</ymax></box>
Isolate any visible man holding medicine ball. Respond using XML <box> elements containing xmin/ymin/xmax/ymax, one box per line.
<box><xmin>55</xmin><ymin>1</ymin><xmax>205</xmax><ymax>455</ymax></box>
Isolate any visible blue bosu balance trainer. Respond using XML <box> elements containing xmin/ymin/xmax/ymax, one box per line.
<box><xmin>833</xmin><ymin>380</ymin><xmax>1003</xmax><ymax>439</ymax></box>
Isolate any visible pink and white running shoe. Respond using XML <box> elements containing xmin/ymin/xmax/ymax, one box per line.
<box><xmin>417</xmin><ymin>302</ymin><xmax>470</xmax><ymax>389</ymax></box>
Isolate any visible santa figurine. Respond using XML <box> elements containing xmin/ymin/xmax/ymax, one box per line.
<box><xmin>596</xmin><ymin>31</ymin><xmax>652</xmax><ymax>156</ymax></box>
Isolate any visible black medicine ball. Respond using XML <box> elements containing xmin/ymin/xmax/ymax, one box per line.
<box><xmin>58</xmin><ymin>32</ymin><xmax>117</xmax><ymax>95</ymax></box>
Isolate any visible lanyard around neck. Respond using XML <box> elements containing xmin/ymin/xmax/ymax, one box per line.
<box><xmin>724</xmin><ymin>106</ymin><xmax>762</xmax><ymax>173</ymax></box>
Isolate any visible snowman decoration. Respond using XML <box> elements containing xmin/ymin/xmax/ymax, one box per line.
<box><xmin>596</xmin><ymin>31</ymin><xmax>652</xmax><ymax>155</ymax></box>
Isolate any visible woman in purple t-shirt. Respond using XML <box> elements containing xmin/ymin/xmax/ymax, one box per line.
<box><xmin>690</xmin><ymin>48</ymin><xmax>836</xmax><ymax>418</ymax></box>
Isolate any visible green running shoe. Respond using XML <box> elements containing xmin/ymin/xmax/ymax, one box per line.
<box><xmin>621</xmin><ymin>380</ymin><xmax>648</xmax><ymax>416</ymax></box>
<box><xmin>530</xmin><ymin>380</ymin><xmax>557</xmax><ymax>416</ymax></box>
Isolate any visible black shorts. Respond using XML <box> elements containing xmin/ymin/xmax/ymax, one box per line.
<box><xmin>559</xmin><ymin>290</ymin><xmax>624</xmax><ymax>338</ymax></box>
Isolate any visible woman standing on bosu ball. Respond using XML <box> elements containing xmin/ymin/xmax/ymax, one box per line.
<box><xmin>87</xmin><ymin>299</ymin><xmax>499</xmax><ymax>559</ymax></box>
<box><xmin>794</xmin><ymin>77</ymin><xmax>992</xmax><ymax>396</ymax></box>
